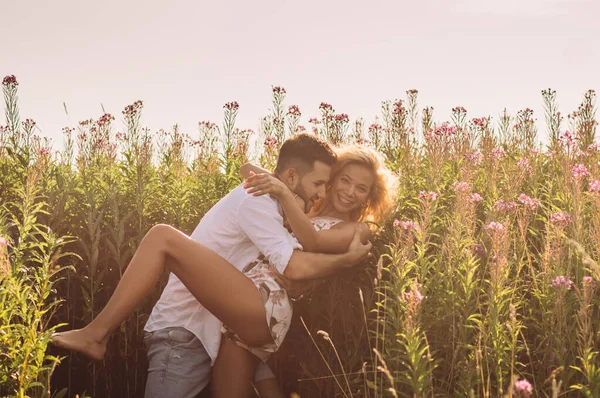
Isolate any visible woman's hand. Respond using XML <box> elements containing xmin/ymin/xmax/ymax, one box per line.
<box><xmin>243</xmin><ymin>172</ymin><xmax>292</xmax><ymax>200</ymax></box>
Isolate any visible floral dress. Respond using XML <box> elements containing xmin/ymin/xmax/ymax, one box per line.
<box><xmin>222</xmin><ymin>216</ymin><xmax>343</xmax><ymax>362</ymax></box>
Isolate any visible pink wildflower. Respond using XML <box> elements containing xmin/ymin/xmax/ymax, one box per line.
<box><xmin>494</xmin><ymin>200</ymin><xmax>518</xmax><ymax>213</ymax></box>
<box><xmin>264</xmin><ymin>136</ymin><xmax>278</xmax><ymax>147</ymax></box>
<box><xmin>589</xmin><ymin>180</ymin><xmax>600</xmax><ymax>194</ymax></box>
<box><xmin>400</xmin><ymin>288</ymin><xmax>423</xmax><ymax>304</ymax></box>
<box><xmin>0</xmin><ymin>237</ymin><xmax>7</xmax><ymax>247</ymax></box>
<box><xmin>514</xmin><ymin>378</ymin><xmax>533</xmax><ymax>397</ymax></box>
<box><xmin>552</xmin><ymin>275</ymin><xmax>573</xmax><ymax>290</ymax></box>
<box><xmin>394</xmin><ymin>220</ymin><xmax>419</xmax><ymax>231</ymax></box>
<box><xmin>418</xmin><ymin>191</ymin><xmax>438</xmax><ymax>201</ymax></box>
<box><xmin>516</xmin><ymin>157</ymin><xmax>532</xmax><ymax>174</ymax></box>
<box><xmin>287</xmin><ymin>105</ymin><xmax>301</xmax><ymax>117</ymax></box>
<box><xmin>583</xmin><ymin>276</ymin><xmax>594</xmax><ymax>285</ymax></box>
<box><xmin>319</xmin><ymin>102</ymin><xmax>334</xmax><ymax>112</ymax></box>
<box><xmin>517</xmin><ymin>194</ymin><xmax>541</xmax><ymax>211</ymax></box>
<box><xmin>588</xmin><ymin>143</ymin><xmax>600</xmax><ymax>152</ymax></box>
<box><xmin>2</xmin><ymin>75</ymin><xmax>18</xmax><ymax>87</ymax></box>
<box><xmin>468</xmin><ymin>193</ymin><xmax>483</xmax><ymax>202</ymax></box>
<box><xmin>465</xmin><ymin>151</ymin><xmax>483</xmax><ymax>165</ymax></box>
<box><xmin>550</xmin><ymin>212</ymin><xmax>572</xmax><ymax>226</ymax></box>
<box><xmin>572</xmin><ymin>163</ymin><xmax>590</xmax><ymax>179</ymax></box>
<box><xmin>453</xmin><ymin>181</ymin><xmax>470</xmax><ymax>193</ymax></box>
<box><xmin>485</xmin><ymin>221</ymin><xmax>506</xmax><ymax>234</ymax></box>
<box><xmin>491</xmin><ymin>147</ymin><xmax>507</xmax><ymax>160</ymax></box>
<box><xmin>224</xmin><ymin>101</ymin><xmax>239</xmax><ymax>111</ymax></box>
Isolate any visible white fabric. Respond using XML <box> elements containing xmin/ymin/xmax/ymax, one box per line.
<box><xmin>144</xmin><ymin>185</ymin><xmax>302</xmax><ymax>363</ymax></box>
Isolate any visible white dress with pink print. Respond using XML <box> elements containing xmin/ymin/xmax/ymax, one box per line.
<box><xmin>221</xmin><ymin>216</ymin><xmax>344</xmax><ymax>362</ymax></box>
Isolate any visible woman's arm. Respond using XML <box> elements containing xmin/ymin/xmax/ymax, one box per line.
<box><xmin>244</xmin><ymin>173</ymin><xmax>321</xmax><ymax>252</ymax></box>
<box><xmin>240</xmin><ymin>162</ymin><xmax>271</xmax><ymax>179</ymax></box>
<box><xmin>311</xmin><ymin>222</ymin><xmax>371</xmax><ymax>254</ymax></box>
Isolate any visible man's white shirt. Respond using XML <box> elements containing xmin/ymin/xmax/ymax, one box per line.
<box><xmin>144</xmin><ymin>185</ymin><xmax>301</xmax><ymax>363</ymax></box>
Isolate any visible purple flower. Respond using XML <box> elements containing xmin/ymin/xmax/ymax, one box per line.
<box><xmin>494</xmin><ymin>200</ymin><xmax>518</xmax><ymax>213</ymax></box>
<box><xmin>589</xmin><ymin>180</ymin><xmax>600</xmax><ymax>194</ymax></box>
<box><xmin>453</xmin><ymin>181</ymin><xmax>470</xmax><ymax>193</ymax></box>
<box><xmin>572</xmin><ymin>163</ymin><xmax>590</xmax><ymax>179</ymax></box>
<box><xmin>465</xmin><ymin>151</ymin><xmax>483</xmax><ymax>165</ymax></box>
<box><xmin>516</xmin><ymin>157</ymin><xmax>532</xmax><ymax>174</ymax></box>
<box><xmin>485</xmin><ymin>221</ymin><xmax>506</xmax><ymax>234</ymax></box>
<box><xmin>550</xmin><ymin>212</ymin><xmax>572</xmax><ymax>227</ymax></box>
<box><xmin>552</xmin><ymin>275</ymin><xmax>573</xmax><ymax>290</ymax></box>
<box><xmin>517</xmin><ymin>194</ymin><xmax>541</xmax><ymax>211</ymax></box>
<box><xmin>468</xmin><ymin>193</ymin><xmax>483</xmax><ymax>203</ymax></box>
<box><xmin>491</xmin><ymin>146</ymin><xmax>507</xmax><ymax>160</ymax></box>
<box><xmin>473</xmin><ymin>243</ymin><xmax>486</xmax><ymax>257</ymax></box>
<box><xmin>514</xmin><ymin>378</ymin><xmax>533</xmax><ymax>396</ymax></box>
<box><xmin>418</xmin><ymin>191</ymin><xmax>438</xmax><ymax>201</ymax></box>
<box><xmin>394</xmin><ymin>220</ymin><xmax>419</xmax><ymax>231</ymax></box>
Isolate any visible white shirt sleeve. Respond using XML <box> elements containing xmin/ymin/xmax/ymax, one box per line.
<box><xmin>236</xmin><ymin>194</ymin><xmax>302</xmax><ymax>274</ymax></box>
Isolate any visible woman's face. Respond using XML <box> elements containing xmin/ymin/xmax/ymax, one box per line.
<box><xmin>328</xmin><ymin>163</ymin><xmax>375</xmax><ymax>214</ymax></box>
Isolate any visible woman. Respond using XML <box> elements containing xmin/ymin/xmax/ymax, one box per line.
<box><xmin>225</xmin><ymin>144</ymin><xmax>397</xmax><ymax>397</ymax></box>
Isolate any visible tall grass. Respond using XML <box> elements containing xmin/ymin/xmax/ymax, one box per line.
<box><xmin>1</xmin><ymin>75</ymin><xmax>599</xmax><ymax>397</ymax></box>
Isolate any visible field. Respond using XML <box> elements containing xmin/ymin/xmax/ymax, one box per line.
<box><xmin>1</xmin><ymin>75</ymin><xmax>599</xmax><ymax>397</ymax></box>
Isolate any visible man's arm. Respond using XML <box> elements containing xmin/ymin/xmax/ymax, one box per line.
<box><xmin>237</xmin><ymin>194</ymin><xmax>301</xmax><ymax>274</ymax></box>
<box><xmin>283</xmin><ymin>230</ymin><xmax>371</xmax><ymax>281</ymax></box>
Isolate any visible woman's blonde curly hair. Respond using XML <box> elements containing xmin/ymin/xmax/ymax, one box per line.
<box><xmin>312</xmin><ymin>144</ymin><xmax>397</xmax><ymax>226</ymax></box>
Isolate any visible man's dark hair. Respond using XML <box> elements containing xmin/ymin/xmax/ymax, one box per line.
<box><xmin>275</xmin><ymin>133</ymin><xmax>337</xmax><ymax>175</ymax></box>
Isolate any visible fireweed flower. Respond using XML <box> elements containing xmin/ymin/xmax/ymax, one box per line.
<box><xmin>572</xmin><ymin>163</ymin><xmax>590</xmax><ymax>179</ymax></box>
<box><xmin>264</xmin><ymin>136</ymin><xmax>278</xmax><ymax>147</ymax></box>
<box><xmin>588</xmin><ymin>143</ymin><xmax>600</xmax><ymax>152</ymax></box>
<box><xmin>2</xmin><ymin>75</ymin><xmax>18</xmax><ymax>87</ymax></box>
<box><xmin>516</xmin><ymin>157</ymin><xmax>532</xmax><ymax>174</ymax></box>
<box><xmin>517</xmin><ymin>194</ymin><xmax>541</xmax><ymax>211</ymax></box>
<box><xmin>465</xmin><ymin>151</ymin><xmax>483</xmax><ymax>165</ymax></box>
<box><xmin>583</xmin><ymin>276</ymin><xmax>594</xmax><ymax>285</ymax></box>
<box><xmin>453</xmin><ymin>181</ymin><xmax>471</xmax><ymax>193</ymax></box>
<box><xmin>394</xmin><ymin>219</ymin><xmax>419</xmax><ymax>231</ymax></box>
<box><xmin>223</xmin><ymin>101</ymin><xmax>239</xmax><ymax>111</ymax></box>
<box><xmin>418</xmin><ymin>191</ymin><xmax>438</xmax><ymax>202</ymax></box>
<box><xmin>0</xmin><ymin>236</ymin><xmax>7</xmax><ymax>248</ymax></box>
<box><xmin>550</xmin><ymin>212</ymin><xmax>572</xmax><ymax>227</ymax></box>
<box><xmin>468</xmin><ymin>193</ymin><xmax>483</xmax><ymax>203</ymax></box>
<box><xmin>319</xmin><ymin>102</ymin><xmax>334</xmax><ymax>112</ymax></box>
<box><xmin>589</xmin><ymin>180</ymin><xmax>600</xmax><ymax>194</ymax></box>
<box><xmin>494</xmin><ymin>200</ymin><xmax>518</xmax><ymax>213</ymax></box>
<box><xmin>514</xmin><ymin>378</ymin><xmax>533</xmax><ymax>397</ymax></box>
<box><xmin>552</xmin><ymin>275</ymin><xmax>573</xmax><ymax>290</ymax></box>
<box><xmin>491</xmin><ymin>146</ymin><xmax>507</xmax><ymax>160</ymax></box>
<box><xmin>472</xmin><ymin>243</ymin><xmax>486</xmax><ymax>257</ymax></box>
<box><xmin>287</xmin><ymin>105</ymin><xmax>301</xmax><ymax>117</ymax></box>
<box><xmin>400</xmin><ymin>287</ymin><xmax>423</xmax><ymax>304</ymax></box>
<box><xmin>485</xmin><ymin>221</ymin><xmax>506</xmax><ymax>235</ymax></box>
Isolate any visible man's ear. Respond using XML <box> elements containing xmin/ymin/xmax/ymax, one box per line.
<box><xmin>282</xmin><ymin>167</ymin><xmax>299</xmax><ymax>188</ymax></box>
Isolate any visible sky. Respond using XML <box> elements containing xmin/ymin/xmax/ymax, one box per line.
<box><xmin>1</xmin><ymin>0</ymin><xmax>599</xmax><ymax>148</ymax></box>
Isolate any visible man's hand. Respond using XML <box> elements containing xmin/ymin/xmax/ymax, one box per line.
<box><xmin>345</xmin><ymin>229</ymin><xmax>372</xmax><ymax>266</ymax></box>
<box><xmin>273</xmin><ymin>270</ymin><xmax>316</xmax><ymax>300</ymax></box>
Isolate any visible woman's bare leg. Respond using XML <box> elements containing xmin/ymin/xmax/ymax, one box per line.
<box><xmin>255</xmin><ymin>378</ymin><xmax>285</xmax><ymax>398</ymax></box>
<box><xmin>212</xmin><ymin>337</ymin><xmax>260</xmax><ymax>398</ymax></box>
<box><xmin>52</xmin><ymin>224</ymin><xmax>272</xmax><ymax>359</ymax></box>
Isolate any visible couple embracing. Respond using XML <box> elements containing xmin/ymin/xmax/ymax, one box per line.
<box><xmin>52</xmin><ymin>133</ymin><xmax>396</xmax><ymax>397</ymax></box>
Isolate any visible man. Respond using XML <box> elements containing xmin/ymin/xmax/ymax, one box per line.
<box><xmin>143</xmin><ymin>133</ymin><xmax>369</xmax><ymax>397</ymax></box>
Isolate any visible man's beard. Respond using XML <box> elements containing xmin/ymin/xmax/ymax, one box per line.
<box><xmin>294</xmin><ymin>180</ymin><xmax>317</xmax><ymax>213</ymax></box>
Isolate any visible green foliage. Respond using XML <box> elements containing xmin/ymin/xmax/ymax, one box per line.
<box><xmin>2</xmin><ymin>78</ymin><xmax>600</xmax><ymax>397</ymax></box>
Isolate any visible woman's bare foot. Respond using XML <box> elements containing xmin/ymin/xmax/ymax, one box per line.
<box><xmin>51</xmin><ymin>329</ymin><xmax>107</xmax><ymax>361</ymax></box>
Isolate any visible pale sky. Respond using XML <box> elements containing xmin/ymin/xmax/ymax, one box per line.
<box><xmin>2</xmin><ymin>0</ymin><xmax>598</xmax><ymax>148</ymax></box>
